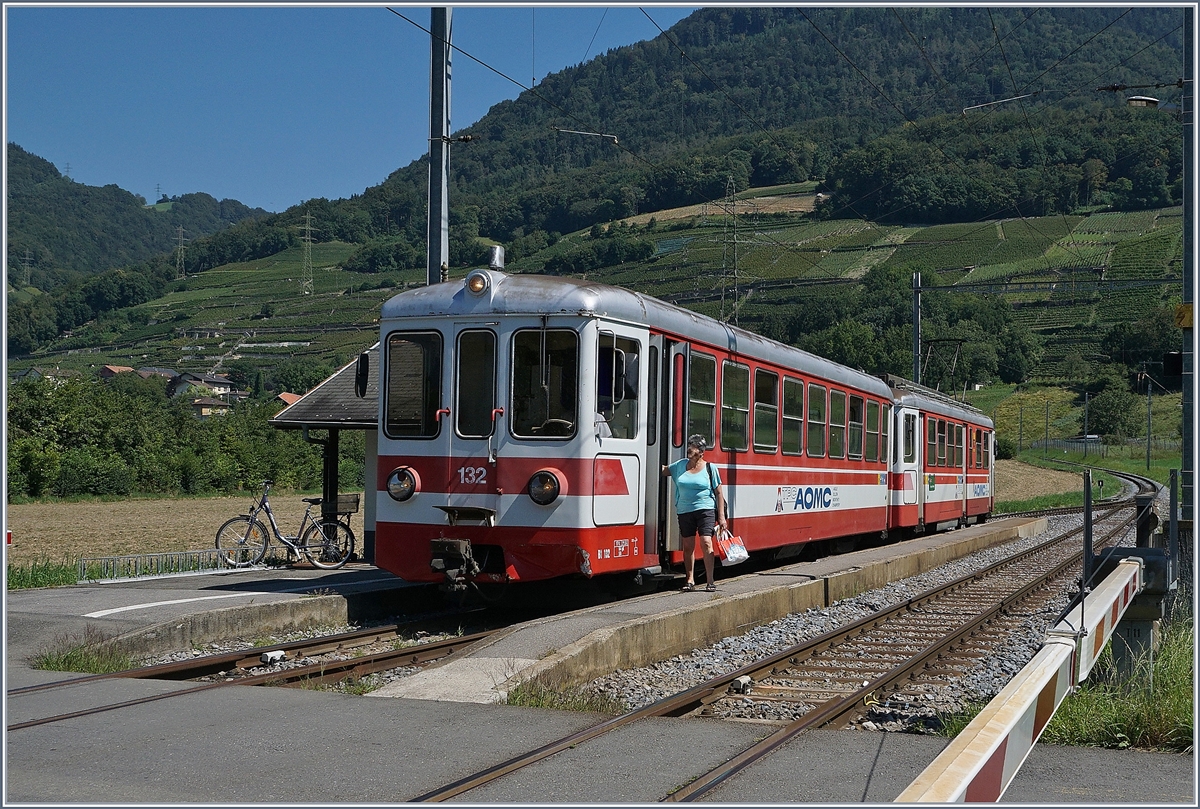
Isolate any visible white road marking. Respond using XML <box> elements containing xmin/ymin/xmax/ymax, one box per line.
<box><xmin>83</xmin><ymin>576</ymin><xmax>402</xmax><ymax>618</ymax></box>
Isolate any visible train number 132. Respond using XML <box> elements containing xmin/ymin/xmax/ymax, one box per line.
<box><xmin>457</xmin><ymin>466</ymin><xmax>487</xmax><ymax>485</ymax></box>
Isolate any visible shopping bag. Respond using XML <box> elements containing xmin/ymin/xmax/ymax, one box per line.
<box><xmin>717</xmin><ymin>529</ymin><xmax>748</xmax><ymax>566</ymax></box>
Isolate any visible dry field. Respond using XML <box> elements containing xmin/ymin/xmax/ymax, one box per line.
<box><xmin>619</xmin><ymin>192</ymin><xmax>817</xmax><ymax>227</ymax></box>
<box><xmin>6</xmin><ymin>493</ymin><xmax>364</xmax><ymax>567</ymax></box>
<box><xmin>4</xmin><ymin>461</ymin><xmax>1075</xmax><ymax>566</ymax></box>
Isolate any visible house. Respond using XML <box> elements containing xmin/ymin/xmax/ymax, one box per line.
<box><xmin>137</xmin><ymin>367</ymin><xmax>179</xmax><ymax>380</ymax></box>
<box><xmin>190</xmin><ymin>396</ymin><xmax>232</xmax><ymax>418</ymax></box>
<box><xmin>10</xmin><ymin>367</ymin><xmax>81</xmax><ymax>385</ymax></box>
<box><xmin>170</xmin><ymin>372</ymin><xmax>234</xmax><ymax>398</ymax></box>
<box><xmin>98</xmin><ymin>364</ymin><xmax>135</xmax><ymax>379</ymax></box>
<box><xmin>276</xmin><ymin>392</ymin><xmax>303</xmax><ymax>407</ymax></box>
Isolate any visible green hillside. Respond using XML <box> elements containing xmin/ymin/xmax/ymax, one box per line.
<box><xmin>9</xmin><ymin>200</ymin><xmax>1181</xmax><ymax>391</ymax></box>
<box><xmin>5</xmin><ymin>143</ymin><xmax>271</xmax><ymax>290</ymax></box>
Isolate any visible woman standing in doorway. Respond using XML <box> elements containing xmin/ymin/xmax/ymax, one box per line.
<box><xmin>661</xmin><ymin>434</ymin><xmax>727</xmax><ymax>591</ymax></box>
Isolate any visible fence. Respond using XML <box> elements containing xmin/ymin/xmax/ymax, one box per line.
<box><xmin>77</xmin><ymin>545</ymin><xmax>294</xmax><ymax>581</ymax></box>
<box><xmin>1030</xmin><ymin>438</ymin><xmax>1182</xmax><ymax>456</ymax></box>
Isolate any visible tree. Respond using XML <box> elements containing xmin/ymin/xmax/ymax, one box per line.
<box><xmin>1087</xmin><ymin>386</ymin><xmax>1140</xmax><ymax>437</ymax></box>
<box><xmin>272</xmin><ymin>358</ymin><xmax>332</xmax><ymax>394</ymax></box>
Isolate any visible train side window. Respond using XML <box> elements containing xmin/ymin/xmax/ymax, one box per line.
<box><xmin>848</xmin><ymin>395</ymin><xmax>864</xmax><ymax>460</ymax></box>
<box><xmin>926</xmin><ymin>417</ymin><xmax>937</xmax><ymax>468</ymax></box>
<box><xmin>983</xmin><ymin>431</ymin><xmax>991</xmax><ymax>469</ymax></box>
<box><xmin>720</xmin><ymin>361</ymin><xmax>750</xmax><ymax>452</ymax></box>
<box><xmin>688</xmin><ymin>352</ymin><xmax>717</xmax><ymax>449</ymax></box>
<box><xmin>865</xmin><ymin>400</ymin><xmax>879</xmax><ymax>462</ymax></box>
<box><xmin>954</xmin><ymin>424</ymin><xmax>964</xmax><ymax>467</ymax></box>
<box><xmin>880</xmin><ymin>404</ymin><xmax>890</xmax><ymax>465</ymax></box>
<box><xmin>974</xmin><ymin>428</ymin><xmax>983</xmax><ymax>468</ymax></box>
<box><xmin>455</xmin><ymin>330</ymin><xmax>496</xmax><ymax>438</ymax></box>
<box><xmin>753</xmin><ymin>369</ymin><xmax>778</xmax><ymax>453</ymax></box>
<box><xmin>828</xmin><ymin>390</ymin><xmax>846</xmax><ymax>459</ymax></box>
<box><xmin>384</xmin><ymin>331</ymin><xmax>443</xmax><ymax>439</ymax></box>
<box><xmin>782</xmin><ymin>377</ymin><xmax>803</xmax><ymax>455</ymax></box>
<box><xmin>937</xmin><ymin>419</ymin><xmax>948</xmax><ymax>466</ymax></box>
<box><xmin>807</xmin><ymin>384</ymin><xmax>826</xmax><ymax>458</ymax></box>
<box><xmin>597</xmin><ymin>332</ymin><xmax>640</xmax><ymax>440</ymax></box>
<box><xmin>511</xmin><ymin>329</ymin><xmax>579</xmax><ymax>439</ymax></box>
<box><xmin>903</xmin><ymin>412</ymin><xmax>916</xmax><ymax>464</ymax></box>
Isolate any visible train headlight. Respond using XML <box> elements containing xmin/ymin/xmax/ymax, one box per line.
<box><xmin>466</xmin><ymin>270</ymin><xmax>490</xmax><ymax>296</ymax></box>
<box><xmin>386</xmin><ymin>467</ymin><xmax>420</xmax><ymax>502</ymax></box>
<box><xmin>527</xmin><ymin>469</ymin><xmax>564</xmax><ymax>506</ymax></box>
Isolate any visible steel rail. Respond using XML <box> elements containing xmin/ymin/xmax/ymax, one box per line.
<box><xmin>667</xmin><ymin>492</ymin><xmax>1152</xmax><ymax>801</ymax></box>
<box><xmin>7</xmin><ymin>628</ymin><xmax>497</xmax><ymax>732</ymax></box>
<box><xmin>412</xmin><ymin>498</ymin><xmax>1145</xmax><ymax>803</ymax></box>
<box><xmin>665</xmin><ymin>506</ymin><xmax>1140</xmax><ymax>801</ymax></box>
<box><xmin>9</xmin><ymin>608</ymin><xmax>488</xmax><ymax>696</ymax></box>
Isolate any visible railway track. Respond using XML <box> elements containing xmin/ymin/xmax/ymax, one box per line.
<box><xmin>414</xmin><ymin>475</ymin><xmax>1156</xmax><ymax>803</ymax></box>
<box><xmin>7</xmin><ymin>618</ymin><xmax>500</xmax><ymax>732</ymax></box>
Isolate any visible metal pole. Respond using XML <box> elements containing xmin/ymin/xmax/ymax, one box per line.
<box><xmin>1183</xmin><ymin>8</ymin><xmax>1194</xmax><ymax>520</ymax></box>
<box><xmin>1018</xmin><ymin>403</ymin><xmax>1023</xmax><ymax>453</ymax></box>
<box><xmin>1082</xmin><ymin>469</ymin><xmax>1093</xmax><ymax>591</ymax></box>
<box><xmin>912</xmin><ymin>272</ymin><xmax>921</xmax><ymax>384</ymax></box>
<box><xmin>1084</xmin><ymin>391</ymin><xmax>1089</xmax><ymax>458</ymax></box>
<box><xmin>1043</xmin><ymin>399</ymin><xmax>1049</xmax><ymax>459</ymax></box>
<box><xmin>427</xmin><ymin>7</ymin><xmax>452</xmax><ymax>287</ymax></box>
<box><xmin>1147</xmin><ymin>378</ymin><xmax>1152</xmax><ymax>472</ymax></box>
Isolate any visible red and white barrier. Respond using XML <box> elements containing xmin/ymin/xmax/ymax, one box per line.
<box><xmin>896</xmin><ymin>557</ymin><xmax>1144</xmax><ymax>803</ymax></box>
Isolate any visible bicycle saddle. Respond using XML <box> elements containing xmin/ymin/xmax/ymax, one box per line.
<box><xmin>302</xmin><ymin>497</ymin><xmax>322</xmax><ymax>505</ymax></box>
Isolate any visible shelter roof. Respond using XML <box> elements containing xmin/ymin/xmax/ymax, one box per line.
<box><xmin>269</xmin><ymin>344</ymin><xmax>378</xmax><ymax>431</ymax></box>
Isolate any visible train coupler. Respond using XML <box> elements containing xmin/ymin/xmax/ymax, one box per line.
<box><xmin>430</xmin><ymin>539</ymin><xmax>480</xmax><ymax>593</ymax></box>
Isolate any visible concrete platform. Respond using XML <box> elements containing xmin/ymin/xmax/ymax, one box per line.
<box><xmin>370</xmin><ymin>516</ymin><xmax>1050</xmax><ymax>702</ymax></box>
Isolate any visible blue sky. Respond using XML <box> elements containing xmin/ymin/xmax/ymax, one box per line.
<box><xmin>5</xmin><ymin>4</ymin><xmax>698</xmax><ymax>213</ymax></box>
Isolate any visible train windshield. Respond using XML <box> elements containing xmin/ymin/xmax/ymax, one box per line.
<box><xmin>384</xmin><ymin>331</ymin><xmax>443</xmax><ymax>438</ymax></box>
<box><xmin>511</xmin><ymin>329</ymin><xmax>578</xmax><ymax>438</ymax></box>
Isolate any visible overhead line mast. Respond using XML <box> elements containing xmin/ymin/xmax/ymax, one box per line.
<box><xmin>428</xmin><ymin>7</ymin><xmax>452</xmax><ymax>287</ymax></box>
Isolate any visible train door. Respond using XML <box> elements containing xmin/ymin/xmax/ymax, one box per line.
<box><xmin>594</xmin><ymin>325</ymin><xmax>645</xmax><ymax>531</ymax></box>
<box><xmin>894</xmin><ymin>406</ymin><xmax>922</xmax><ymax>526</ymax></box>
<box><xmin>661</xmin><ymin>341</ymin><xmax>689</xmax><ymax>555</ymax></box>
<box><xmin>446</xmin><ymin>326</ymin><xmax>502</xmax><ymax>519</ymax></box>
<box><xmin>642</xmin><ymin>335</ymin><xmax>665</xmax><ymax>562</ymax></box>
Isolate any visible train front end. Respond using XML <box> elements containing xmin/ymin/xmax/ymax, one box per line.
<box><xmin>373</xmin><ymin>270</ymin><xmax>651</xmax><ymax>591</ymax></box>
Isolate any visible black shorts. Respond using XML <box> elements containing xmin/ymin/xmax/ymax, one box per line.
<box><xmin>678</xmin><ymin>509</ymin><xmax>716</xmax><ymax>538</ymax></box>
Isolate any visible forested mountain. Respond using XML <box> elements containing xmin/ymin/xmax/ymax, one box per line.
<box><xmin>5</xmin><ymin>143</ymin><xmax>270</xmax><ymax>290</ymax></box>
<box><xmin>6</xmin><ymin>6</ymin><xmax>1185</xmax><ymax>358</ymax></box>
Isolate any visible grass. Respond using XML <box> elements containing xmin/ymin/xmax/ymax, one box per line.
<box><xmin>29</xmin><ymin>626</ymin><xmax>135</xmax><ymax>674</ymax></box>
<box><xmin>1015</xmin><ymin>448</ymin><xmax>1182</xmax><ymax>489</ymax></box>
<box><xmin>1038</xmin><ymin>616</ymin><xmax>1194</xmax><ymax>752</ymax></box>
<box><xmin>504</xmin><ymin>676</ymin><xmax>626</xmax><ymax>714</ymax></box>
<box><xmin>7</xmin><ymin>558</ymin><xmax>78</xmax><ymax>589</ymax></box>
<box><xmin>938</xmin><ymin>607</ymin><xmax>1194</xmax><ymax>752</ymax></box>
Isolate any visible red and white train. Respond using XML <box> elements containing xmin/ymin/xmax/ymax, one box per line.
<box><xmin>371</xmin><ymin>268</ymin><xmax>993</xmax><ymax>590</ymax></box>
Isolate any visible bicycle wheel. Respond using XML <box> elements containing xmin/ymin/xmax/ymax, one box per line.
<box><xmin>300</xmin><ymin>519</ymin><xmax>355</xmax><ymax>570</ymax></box>
<box><xmin>215</xmin><ymin>517</ymin><xmax>270</xmax><ymax>567</ymax></box>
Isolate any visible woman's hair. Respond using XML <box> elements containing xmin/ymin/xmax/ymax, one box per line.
<box><xmin>686</xmin><ymin>434</ymin><xmax>707</xmax><ymax>451</ymax></box>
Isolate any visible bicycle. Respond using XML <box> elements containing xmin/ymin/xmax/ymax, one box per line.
<box><xmin>215</xmin><ymin>480</ymin><xmax>356</xmax><ymax>570</ymax></box>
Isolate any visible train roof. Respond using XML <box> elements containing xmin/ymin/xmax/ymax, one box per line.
<box><xmin>381</xmin><ymin>270</ymin><xmax>894</xmax><ymax>399</ymax></box>
<box><xmin>884</xmin><ymin>374</ymin><xmax>992</xmax><ymax>427</ymax></box>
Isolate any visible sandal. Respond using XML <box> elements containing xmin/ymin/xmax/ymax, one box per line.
<box><xmin>681</xmin><ymin>582</ymin><xmax>695</xmax><ymax>592</ymax></box>
<box><xmin>705</xmin><ymin>583</ymin><xmax>717</xmax><ymax>592</ymax></box>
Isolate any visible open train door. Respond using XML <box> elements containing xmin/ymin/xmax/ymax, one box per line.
<box><xmin>893</xmin><ymin>407</ymin><xmax>923</xmax><ymax>529</ymax></box>
<box><xmin>641</xmin><ymin>335</ymin><xmax>666</xmax><ymax>563</ymax></box>
<box><xmin>655</xmin><ymin>340</ymin><xmax>689</xmax><ymax>557</ymax></box>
